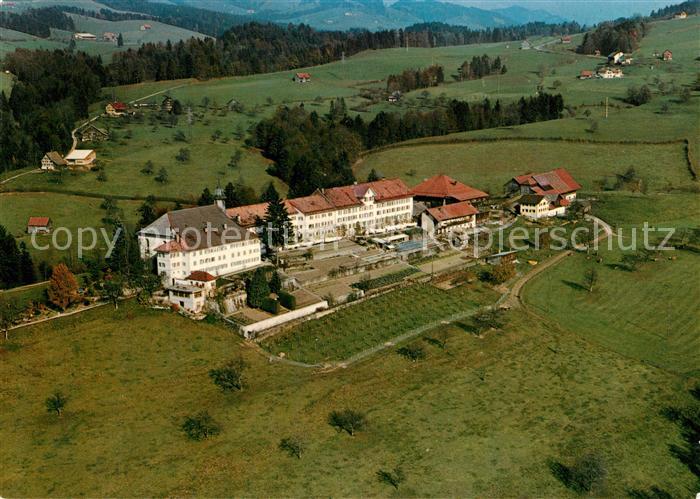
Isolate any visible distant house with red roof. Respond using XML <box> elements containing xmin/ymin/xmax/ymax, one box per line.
<box><xmin>421</xmin><ymin>201</ymin><xmax>479</xmax><ymax>237</ymax></box>
<box><xmin>293</xmin><ymin>72</ymin><xmax>311</xmax><ymax>83</ymax></box>
<box><xmin>27</xmin><ymin>217</ymin><xmax>52</xmax><ymax>234</ymax></box>
<box><xmin>411</xmin><ymin>174</ymin><xmax>489</xmax><ymax>206</ymax></box>
<box><xmin>662</xmin><ymin>49</ymin><xmax>673</xmax><ymax>61</ymax></box>
<box><xmin>560</xmin><ymin>35</ymin><xmax>572</xmax><ymax>44</ymax></box>
<box><xmin>506</xmin><ymin>168</ymin><xmax>581</xmax><ymax>219</ymax></box>
<box><xmin>106</xmin><ymin>101</ymin><xmax>128</xmax><ymax>117</ymax></box>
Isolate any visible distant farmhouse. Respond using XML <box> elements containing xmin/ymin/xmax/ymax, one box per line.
<box><xmin>41</xmin><ymin>151</ymin><xmax>67</xmax><ymax>171</ymax></box>
<box><xmin>161</xmin><ymin>96</ymin><xmax>173</xmax><ymax>113</ymax></box>
<box><xmin>103</xmin><ymin>32</ymin><xmax>117</xmax><ymax>42</ymax></box>
<box><xmin>673</xmin><ymin>11</ymin><xmax>687</xmax><ymax>19</ymax></box>
<box><xmin>597</xmin><ymin>67</ymin><xmax>624</xmax><ymax>78</ymax></box>
<box><xmin>64</xmin><ymin>149</ymin><xmax>96</xmax><ymax>168</ymax></box>
<box><xmin>579</xmin><ymin>70</ymin><xmax>594</xmax><ymax>79</ymax></box>
<box><xmin>79</xmin><ymin>124</ymin><xmax>109</xmax><ymax>143</ymax></box>
<box><xmin>27</xmin><ymin>217</ymin><xmax>51</xmax><ymax>234</ymax></box>
<box><xmin>388</xmin><ymin>90</ymin><xmax>401</xmax><ymax>103</ymax></box>
<box><xmin>505</xmin><ymin>168</ymin><xmax>581</xmax><ymax>219</ymax></box>
<box><xmin>520</xmin><ymin>40</ymin><xmax>531</xmax><ymax>50</ymax></box>
<box><xmin>608</xmin><ymin>51</ymin><xmax>624</xmax><ymax>64</ymax></box>
<box><xmin>560</xmin><ymin>35</ymin><xmax>572</xmax><ymax>44</ymax></box>
<box><xmin>662</xmin><ymin>49</ymin><xmax>673</xmax><ymax>61</ymax></box>
<box><xmin>294</xmin><ymin>72</ymin><xmax>312</xmax><ymax>83</ymax></box>
<box><xmin>106</xmin><ymin>101</ymin><xmax>128</xmax><ymax>117</ymax></box>
<box><xmin>140</xmin><ymin>24</ymin><xmax>152</xmax><ymax>31</ymax></box>
<box><xmin>73</xmin><ymin>32</ymin><xmax>96</xmax><ymax>41</ymax></box>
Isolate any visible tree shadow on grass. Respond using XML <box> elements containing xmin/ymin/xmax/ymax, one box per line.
<box><xmin>562</xmin><ymin>280</ymin><xmax>588</xmax><ymax>291</ymax></box>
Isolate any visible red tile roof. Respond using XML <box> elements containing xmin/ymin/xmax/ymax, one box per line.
<box><xmin>288</xmin><ymin>193</ymin><xmax>335</xmax><ymax>214</ymax></box>
<box><xmin>295</xmin><ymin>72</ymin><xmax>311</xmax><ymax>79</ymax></box>
<box><xmin>186</xmin><ymin>271</ymin><xmax>216</xmax><ymax>282</ymax></box>
<box><xmin>426</xmin><ymin>201</ymin><xmax>479</xmax><ymax>222</ymax></box>
<box><xmin>27</xmin><ymin>217</ymin><xmax>50</xmax><ymax>227</ymax></box>
<box><xmin>155</xmin><ymin>240</ymin><xmax>184</xmax><ymax>253</ymax></box>
<box><xmin>412</xmin><ymin>174</ymin><xmax>488</xmax><ymax>202</ymax></box>
<box><xmin>512</xmin><ymin>168</ymin><xmax>580</xmax><ymax>194</ymax></box>
<box><xmin>111</xmin><ymin>101</ymin><xmax>127</xmax><ymax>111</ymax></box>
<box><xmin>226</xmin><ymin>202</ymin><xmax>269</xmax><ymax>227</ymax></box>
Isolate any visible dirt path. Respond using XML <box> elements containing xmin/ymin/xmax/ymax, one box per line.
<box><xmin>0</xmin><ymin>169</ymin><xmax>41</xmax><ymax>185</ymax></box>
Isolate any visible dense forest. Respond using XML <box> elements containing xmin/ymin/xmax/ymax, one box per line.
<box><xmin>0</xmin><ymin>7</ymin><xmax>74</xmax><ymax>38</ymax></box>
<box><xmin>387</xmin><ymin>65</ymin><xmax>445</xmax><ymax>93</ymax></box>
<box><xmin>0</xmin><ymin>225</ymin><xmax>35</xmax><ymax>289</ymax></box>
<box><xmin>1</xmin><ymin>49</ymin><xmax>106</xmax><ymax>171</ymax></box>
<box><xmin>252</xmin><ymin>93</ymin><xmax>564</xmax><ymax>195</ymax></box>
<box><xmin>577</xmin><ymin>18</ymin><xmax>650</xmax><ymax>55</ymax></box>
<box><xmin>458</xmin><ymin>54</ymin><xmax>506</xmax><ymax>80</ymax></box>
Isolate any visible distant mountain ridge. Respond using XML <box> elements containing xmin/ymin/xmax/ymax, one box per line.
<box><xmin>166</xmin><ymin>0</ymin><xmax>568</xmax><ymax>30</ymax></box>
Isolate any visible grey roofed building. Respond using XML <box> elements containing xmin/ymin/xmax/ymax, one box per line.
<box><xmin>140</xmin><ymin>204</ymin><xmax>256</xmax><ymax>253</ymax></box>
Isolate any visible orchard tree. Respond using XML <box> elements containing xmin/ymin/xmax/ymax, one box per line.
<box><xmin>45</xmin><ymin>391</ymin><xmax>67</xmax><ymax>416</ymax></box>
<box><xmin>279</xmin><ymin>436</ymin><xmax>305</xmax><ymax>459</ymax></box>
<box><xmin>328</xmin><ymin>409</ymin><xmax>367</xmax><ymax>436</ymax></box>
<box><xmin>47</xmin><ymin>264</ymin><xmax>79</xmax><ymax>310</ymax></box>
<box><xmin>209</xmin><ymin>357</ymin><xmax>246</xmax><ymax>392</ymax></box>
<box><xmin>583</xmin><ymin>267</ymin><xmax>598</xmax><ymax>293</ymax></box>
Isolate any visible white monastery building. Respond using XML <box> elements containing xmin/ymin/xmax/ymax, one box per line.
<box><xmin>227</xmin><ymin>178</ymin><xmax>415</xmax><ymax>247</ymax></box>
<box><xmin>138</xmin><ymin>198</ymin><xmax>261</xmax><ymax>286</ymax></box>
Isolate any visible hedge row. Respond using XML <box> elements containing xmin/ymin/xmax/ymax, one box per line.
<box><xmin>278</xmin><ymin>290</ymin><xmax>297</xmax><ymax>310</ymax></box>
<box><xmin>261</xmin><ymin>297</ymin><xmax>281</xmax><ymax>314</ymax></box>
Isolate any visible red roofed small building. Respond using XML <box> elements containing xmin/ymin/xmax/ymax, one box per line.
<box><xmin>27</xmin><ymin>217</ymin><xmax>52</xmax><ymax>234</ymax></box>
<box><xmin>421</xmin><ymin>201</ymin><xmax>479</xmax><ymax>237</ymax></box>
<box><xmin>293</xmin><ymin>72</ymin><xmax>311</xmax><ymax>83</ymax></box>
<box><xmin>411</xmin><ymin>174</ymin><xmax>489</xmax><ymax>206</ymax></box>
<box><xmin>579</xmin><ymin>70</ymin><xmax>594</xmax><ymax>79</ymax></box>
<box><xmin>560</xmin><ymin>35</ymin><xmax>572</xmax><ymax>44</ymax></box>
<box><xmin>662</xmin><ymin>49</ymin><xmax>673</xmax><ymax>61</ymax></box>
<box><xmin>106</xmin><ymin>101</ymin><xmax>128</xmax><ymax>117</ymax></box>
<box><xmin>167</xmin><ymin>270</ymin><xmax>219</xmax><ymax>314</ymax></box>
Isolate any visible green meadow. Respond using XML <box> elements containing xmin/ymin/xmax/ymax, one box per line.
<box><xmin>524</xmin><ymin>249</ymin><xmax>700</xmax><ymax>377</ymax></box>
<box><xmin>358</xmin><ymin>140</ymin><xmax>692</xmax><ymax>195</ymax></box>
<box><xmin>0</xmin><ymin>301</ymin><xmax>696</xmax><ymax>497</ymax></box>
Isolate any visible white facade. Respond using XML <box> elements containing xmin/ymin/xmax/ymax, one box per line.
<box><xmin>520</xmin><ymin>197</ymin><xmax>569</xmax><ymax>219</ymax></box>
<box><xmin>291</xmin><ymin>191</ymin><xmax>414</xmax><ymax>245</ymax></box>
<box><xmin>155</xmin><ymin>240</ymin><xmax>261</xmax><ymax>286</ymax></box>
<box><xmin>138</xmin><ymin>204</ymin><xmax>262</xmax><ymax>286</ymax></box>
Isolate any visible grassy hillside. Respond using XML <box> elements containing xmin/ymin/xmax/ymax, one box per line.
<box><xmin>0</xmin><ymin>301</ymin><xmax>696</xmax><ymax>496</ymax></box>
<box><xmin>0</xmin><ymin>191</ymin><xmax>144</xmax><ymax>263</ymax></box>
<box><xmin>524</xmin><ymin>249</ymin><xmax>700</xmax><ymax>377</ymax></box>
<box><xmin>358</xmin><ymin>140</ymin><xmax>692</xmax><ymax>195</ymax></box>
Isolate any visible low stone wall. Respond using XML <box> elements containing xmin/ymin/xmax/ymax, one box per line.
<box><xmin>240</xmin><ymin>300</ymin><xmax>329</xmax><ymax>339</ymax></box>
